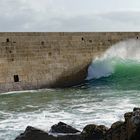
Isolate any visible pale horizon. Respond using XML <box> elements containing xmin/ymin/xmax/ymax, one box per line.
<box><xmin>1</xmin><ymin>0</ymin><xmax>140</xmax><ymax>31</ymax></box>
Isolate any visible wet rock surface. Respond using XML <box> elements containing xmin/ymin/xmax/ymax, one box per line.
<box><xmin>15</xmin><ymin>108</ymin><xmax>140</xmax><ymax>140</ymax></box>
<box><xmin>82</xmin><ymin>124</ymin><xmax>108</xmax><ymax>140</ymax></box>
<box><xmin>15</xmin><ymin>126</ymin><xmax>54</xmax><ymax>140</ymax></box>
<box><xmin>50</xmin><ymin>122</ymin><xmax>80</xmax><ymax>134</ymax></box>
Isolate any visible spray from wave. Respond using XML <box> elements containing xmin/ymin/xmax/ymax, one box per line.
<box><xmin>86</xmin><ymin>39</ymin><xmax>140</xmax><ymax>90</ymax></box>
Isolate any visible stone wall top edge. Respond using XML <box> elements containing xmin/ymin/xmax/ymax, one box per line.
<box><xmin>0</xmin><ymin>32</ymin><xmax>140</xmax><ymax>37</ymax></box>
<box><xmin>0</xmin><ymin>32</ymin><xmax>140</xmax><ymax>34</ymax></box>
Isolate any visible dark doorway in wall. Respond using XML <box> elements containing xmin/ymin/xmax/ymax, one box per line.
<box><xmin>14</xmin><ymin>75</ymin><xmax>19</xmax><ymax>82</ymax></box>
<box><xmin>41</xmin><ymin>41</ymin><xmax>44</xmax><ymax>45</ymax></box>
<box><xmin>6</xmin><ymin>38</ymin><xmax>9</xmax><ymax>42</ymax></box>
<box><xmin>137</xmin><ymin>36</ymin><xmax>139</xmax><ymax>39</ymax></box>
<box><xmin>89</xmin><ymin>40</ymin><xmax>92</xmax><ymax>43</ymax></box>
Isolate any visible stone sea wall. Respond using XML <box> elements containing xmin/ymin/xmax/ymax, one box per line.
<box><xmin>0</xmin><ymin>32</ymin><xmax>139</xmax><ymax>92</ymax></box>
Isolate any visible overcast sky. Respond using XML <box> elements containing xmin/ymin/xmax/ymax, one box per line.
<box><xmin>1</xmin><ymin>0</ymin><xmax>140</xmax><ymax>31</ymax></box>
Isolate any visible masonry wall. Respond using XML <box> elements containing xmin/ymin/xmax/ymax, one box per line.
<box><xmin>0</xmin><ymin>32</ymin><xmax>139</xmax><ymax>93</ymax></box>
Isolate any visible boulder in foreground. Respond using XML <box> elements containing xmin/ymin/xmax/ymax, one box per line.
<box><xmin>15</xmin><ymin>126</ymin><xmax>54</xmax><ymax>140</ymax></box>
<box><xmin>50</xmin><ymin>122</ymin><xmax>80</xmax><ymax>134</ymax></box>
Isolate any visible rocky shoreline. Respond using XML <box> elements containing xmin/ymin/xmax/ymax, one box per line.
<box><xmin>15</xmin><ymin>108</ymin><xmax>140</xmax><ymax>140</ymax></box>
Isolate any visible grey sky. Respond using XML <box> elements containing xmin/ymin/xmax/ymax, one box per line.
<box><xmin>0</xmin><ymin>0</ymin><xmax>140</xmax><ymax>31</ymax></box>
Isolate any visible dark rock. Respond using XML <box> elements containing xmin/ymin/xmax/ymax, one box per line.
<box><xmin>50</xmin><ymin>122</ymin><xmax>80</xmax><ymax>134</ymax></box>
<box><xmin>133</xmin><ymin>108</ymin><xmax>140</xmax><ymax>112</ymax></box>
<box><xmin>111</xmin><ymin>121</ymin><xmax>124</xmax><ymax>129</ymax></box>
<box><xmin>130</xmin><ymin>126</ymin><xmax>140</xmax><ymax>140</ymax></box>
<box><xmin>15</xmin><ymin>126</ymin><xmax>55</xmax><ymax>140</ymax></box>
<box><xmin>132</xmin><ymin>109</ymin><xmax>140</xmax><ymax>126</ymax></box>
<box><xmin>15</xmin><ymin>126</ymin><xmax>82</xmax><ymax>140</ymax></box>
<box><xmin>106</xmin><ymin>108</ymin><xmax>140</xmax><ymax>140</ymax></box>
<box><xmin>124</xmin><ymin>112</ymin><xmax>133</xmax><ymax>122</ymax></box>
<box><xmin>82</xmin><ymin>124</ymin><xmax>108</xmax><ymax>140</ymax></box>
<box><xmin>130</xmin><ymin>109</ymin><xmax>140</xmax><ymax>140</ymax></box>
<box><xmin>106</xmin><ymin>121</ymin><xmax>125</xmax><ymax>140</ymax></box>
<box><xmin>57</xmin><ymin>134</ymin><xmax>82</xmax><ymax>140</ymax></box>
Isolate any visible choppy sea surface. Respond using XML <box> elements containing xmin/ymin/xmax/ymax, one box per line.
<box><xmin>0</xmin><ymin>39</ymin><xmax>140</xmax><ymax>140</ymax></box>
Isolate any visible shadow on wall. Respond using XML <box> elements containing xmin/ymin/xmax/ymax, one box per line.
<box><xmin>39</xmin><ymin>63</ymin><xmax>90</xmax><ymax>89</ymax></box>
<box><xmin>53</xmin><ymin>64</ymin><xmax>89</xmax><ymax>88</ymax></box>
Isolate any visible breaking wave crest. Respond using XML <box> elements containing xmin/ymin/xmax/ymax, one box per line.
<box><xmin>86</xmin><ymin>39</ymin><xmax>140</xmax><ymax>90</ymax></box>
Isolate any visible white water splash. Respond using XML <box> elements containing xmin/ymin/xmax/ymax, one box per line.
<box><xmin>87</xmin><ymin>39</ymin><xmax>140</xmax><ymax>80</ymax></box>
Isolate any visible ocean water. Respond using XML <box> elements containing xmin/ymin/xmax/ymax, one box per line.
<box><xmin>0</xmin><ymin>39</ymin><xmax>140</xmax><ymax>140</ymax></box>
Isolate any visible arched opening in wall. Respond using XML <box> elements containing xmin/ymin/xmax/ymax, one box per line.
<box><xmin>6</xmin><ymin>38</ymin><xmax>9</xmax><ymax>42</ymax></box>
<box><xmin>14</xmin><ymin>75</ymin><xmax>19</xmax><ymax>82</ymax></box>
<box><xmin>81</xmin><ymin>37</ymin><xmax>84</xmax><ymax>41</ymax></box>
<box><xmin>137</xmin><ymin>36</ymin><xmax>139</xmax><ymax>39</ymax></box>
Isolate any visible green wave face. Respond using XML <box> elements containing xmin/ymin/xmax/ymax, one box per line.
<box><xmin>87</xmin><ymin>59</ymin><xmax>140</xmax><ymax>90</ymax></box>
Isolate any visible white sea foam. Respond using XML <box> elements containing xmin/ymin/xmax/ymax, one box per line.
<box><xmin>0</xmin><ymin>88</ymin><xmax>54</xmax><ymax>95</ymax></box>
